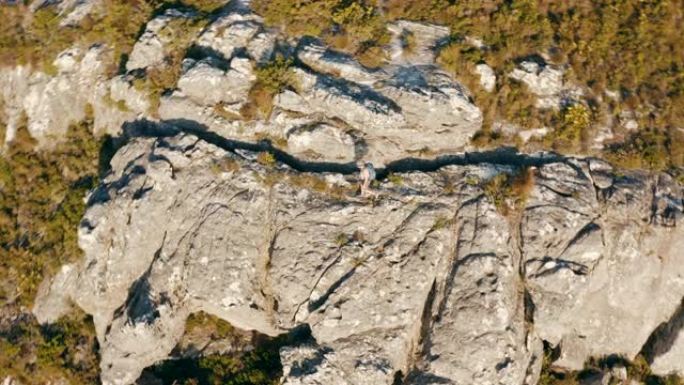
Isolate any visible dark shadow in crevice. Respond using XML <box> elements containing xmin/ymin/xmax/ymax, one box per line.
<box><xmin>185</xmin><ymin>44</ymin><xmax>232</xmax><ymax>71</ymax></box>
<box><xmin>116</xmin><ymin>118</ymin><xmax>571</xmax><ymax>182</ymax></box>
<box><xmin>140</xmin><ymin>323</ymin><xmax>314</xmax><ymax>385</ymax></box>
<box><xmin>639</xmin><ymin>296</ymin><xmax>684</xmax><ymax>364</ymax></box>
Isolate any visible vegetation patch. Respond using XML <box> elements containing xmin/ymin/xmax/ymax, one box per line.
<box><xmin>288</xmin><ymin>173</ymin><xmax>353</xmax><ymax>200</ymax></box>
<box><xmin>144</xmin><ymin>320</ymin><xmax>312</xmax><ymax>385</ymax></box>
<box><xmin>252</xmin><ymin>0</ymin><xmax>389</xmax><ymax>68</ymax></box>
<box><xmin>539</xmin><ymin>343</ymin><xmax>684</xmax><ymax>385</ymax></box>
<box><xmin>386</xmin><ymin>172</ymin><xmax>404</xmax><ymax>185</ymax></box>
<box><xmin>252</xmin><ymin>0</ymin><xmax>684</xmax><ymax>165</ymax></box>
<box><xmin>0</xmin><ymin>309</ymin><xmax>100</xmax><ymax>384</ymax></box>
<box><xmin>605</xmin><ymin>127</ymin><xmax>679</xmax><ymax>171</ymax></box>
<box><xmin>131</xmin><ymin>14</ymin><xmax>209</xmax><ymax>117</ymax></box>
<box><xmin>256</xmin><ymin>151</ymin><xmax>277</xmax><ymax>167</ymax></box>
<box><xmin>483</xmin><ymin>167</ymin><xmax>535</xmax><ymax>216</ymax></box>
<box><xmin>241</xmin><ymin>55</ymin><xmax>298</xmax><ymax>120</ymax></box>
<box><xmin>1</xmin><ymin>1</ymin><xmax>154</xmax><ymax>74</ymax></box>
<box><xmin>210</xmin><ymin>157</ymin><xmax>240</xmax><ymax>175</ymax></box>
<box><xmin>0</xmin><ymin>112</ymin><xmax>102</xmax><ymax>307</ymax></box>
<box><xmin>542</xmin><ymin>104</ymin><xmax>593</xmax><ymax>152</ymax></box>
<box><xmin>0</xmin><ymin>1</ymin><xmax>231</xmax><ymax>74</ymax></box>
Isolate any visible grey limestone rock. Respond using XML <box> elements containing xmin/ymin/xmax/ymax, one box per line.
<box><xmin>32</xmin><ymin>127</ymin><xmax>684</xmax><ymax>384</ymax></box>
<box><xmin>126</xmin><ymin>9</ymin><xmax>197</xmax><ymax>72</ymax></box>
<box><xmin>475</xmin><ymin>63</ymin><xmax>497</xmax><ymax>92</ymax></box>
<box><xmin>387</xmin><ymin>20</ymin><xmax>450</xmax><ymax>66</ymax></box>
<box><xmin>0</xmin><ymin>45</ymin><xmax>132</xmax><ymax>145</ymax></box>
<box><xmin>508</xmin><ymin>60</ymin><xmax>583</xmax><ymax>110</ymax></box>
<box><xmin>195</xmin><ymin>8</ymin><xmax>275</xmax><ymax>63</ymax></box>
<box><xmin>10</xmin><ymin>2</ymin><xmax>684</xmax><ymax>384</ymax></box>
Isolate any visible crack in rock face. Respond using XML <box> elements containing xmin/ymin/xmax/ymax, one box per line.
<box><xmin>32</xmin><ymin>129</ymin><xmax>684</xmax><ymax>385</ymax></box>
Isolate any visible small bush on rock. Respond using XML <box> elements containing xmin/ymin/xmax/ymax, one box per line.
<box><xmin>483</xmin><ymin>167</ymin><xmax>535</xmax><ymax>216</ymax></box>
<box><xmin>242</xmin><ymin>55</ymin><xmax>298</xmax><ymax>120</ymax></box>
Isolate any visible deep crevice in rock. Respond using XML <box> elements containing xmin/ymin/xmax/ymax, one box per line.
<box><xmin>639</xmin><ymin>296</ymin><xmax>684</xmax><ymax>363</ymax></box>
<box><xmin>112</xmin><ymin>232</ymin><xmax>167</xmax><ymax>326</ymax></box>
<box><xmin>119</xmin><ymin>118</ymin><xmax>574</xmax><ymax>182</ymax></box>
<box><xmin>140</xmin><ymin>322</ymin><xmax>315</xmax><ymax>385</ymax></box>
<box><xmin>306</xmin><ymin>267</ymin><xmax>357</xmax><ymax>314</ymax></box>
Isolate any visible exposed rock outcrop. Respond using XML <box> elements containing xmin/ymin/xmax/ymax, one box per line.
<box><xmin>475</xmin><ymin>63</ymin><xmax>496</xmax><ymax>92</ymax></box>
<box><xmin>0</xmin><ymin>45</ymin><xmax>134</xmax><ymax>144</ymax></box>
<box><xmin>508</xmin><ymin>60</ymin><xmax>583</xmax><ymax>110</ymax></box>
<box><xmin>156</xmin><ymin>6</ymin><xmax>481</xmax><ymax>165</ymax></box>
<box><xmin>2</xmin><ymin>3</ymin><xmax>481</xmax><ymax>164</ymax></box>
<box><xmin>33</xmin><ymin>123</ymin><xmax>684</xmax><ymax>384</ymax></box>
<box><xmin>7</xmin><ymin>2</ymin><xmax>684</xmax><ymax>384</ymax></box>
<box><xmin>126</xmin><ymin>9</ymin><xmax>198</xmax><ymax>72</ymax></box>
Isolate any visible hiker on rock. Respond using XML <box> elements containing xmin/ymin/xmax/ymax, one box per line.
<box><xmin>357</xmin><ymin>160</ymin><xmax>376</xmax><ymax>197</ymax></box>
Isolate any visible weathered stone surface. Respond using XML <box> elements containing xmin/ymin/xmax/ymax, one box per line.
<box><xmin>286</xmin><ymin>122</ymin><xmax>355</xmax><ymax>162</ymax></box>
<box><xmin>176</xmin><ymin>57</ymin><xmax>254</xmax><ymax>106</ymax></box>
<box><xmin>3</xmin><ymin>4</ymin><xmax>482</xmax><ymax>165</ymax></box>
<box><xmin>33</xmin><ymin>264</ymin><xmax>78</xmax><ymax>324</ymax></box>
<box><xmin>0</xmin><ymin>45</ymin><xmax>131</xmax><ymax>145</ymax></box>
<box><xmin>275</xmin><ymin>64</ymin><xmax>481</xmax><ymax>164</ymax></box>
<box><xmin>157</xmin><ymin>5</ymin><xmax>482</xmax><ymax>165</ymax></box>
<box><xmin>387</xmin><ymin>20</ymin><xmax>450</xmax><ymax>65</ymax></box>
<box><xmin>281</xmin><ymin>346</ymin><xmax>352</xmax><ymax>385</ymax></box>
<box><xmin>195</xmin><ymin>9</ymin><xmax>275</xmax><ymax>63</ymax></box>
<box><xmin>377</xmin><ymin>66</ymin><xmax>482</xmax><ymax>155</ymax></box>
<box><xmin>523</xmin><ymin>164</ymin><xmax>684</xmax><ymax>372</ymax></box>
<box><xmin>508</xmin><ymin>60</ymin><xmax>583</xmax><ymax>110</ymax></box>
<box><xmin>413</xmin><ymin>196</ymin><xmax>540</xmax><ymax>385</ymax></box>
<box><xmin>31</xmin><ymin>133</ymin><xmax>515</xmax><ymax>384</ymax></box>
<box><xmin>650</xmin><ymin>299</ymin><xmax>684</xmax><ymax>376</ymax></box>
<box><xmin>509</xmin><ymin>61</ymin><xmax>563</xmax><ymax>109</ymax></box>
<box><xmin>297</xmin><ymin>40</ymin><xmax>382</xmax><ymax>85</ymax></box>
<box><xmin>30</xmin><ymin>0</ymin><xmax>103</xmax><ymax>26</ymax></box>
<box><xmin>475</xmin><ymin>63</ymin><xmax>496</xmax><ymax>92</ymax></box>
<box><xmin>8</xmin><ymin>2</ymin><xmax>684</xmax><ymax>384</ymax></box>
<box><xmin>32</xmin><ymin>125</ymin><xmax>684</xmax><ymax>384</ymax></box>
<box><xmin>126</xmin><ymin>9</ymin><xmax>197</xmax><ymax>72</ymax></box>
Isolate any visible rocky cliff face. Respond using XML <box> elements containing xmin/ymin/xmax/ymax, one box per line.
<box><xmin>32</xmin><ymin>123</ymin><xmax>684</xmax><ymax>384</ymax></box>
<box><xmin>2</xmin><ymin>1</ymin><xmax>683</xmax><ymax>384</ymax></box>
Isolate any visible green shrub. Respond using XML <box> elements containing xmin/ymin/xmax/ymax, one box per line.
<box><xmin>242</xmin><ymin>55</ymin><xmax>298</xmax><ymax>120</ymax></box>
<box><xmin>605</xmin><ymin>128</ymin><xmax>671</xmax><ymax>171</ymax></box>
<box><xmin>146</xmin><ymin>330</ymin><xmax>290</xmax><ymax>385</ymax></box>
<box><xmin>543</xmin><ymin>104</ymin><xmax>592</xmax><ymax>152</ymax></box>
<box><xmin>252</xmin><ymin>0</ymin><xmax>389</xmax><ymax>67</ymax></box>
<box><xmin>0</xmin><ymin>310</ymin><xmax>99</xmax><ymax>385</ymax></box>
<box><xmin>287</xmin><ymin>172</ymin><xmax>352</xmax><ymax>200</ymax></box>
<box><xmin>185</xmin><ymin>311</ymin><xmax>236</xmax><ymax>341</ymax></box>
<box><xmin>256</xmin><ymin>151</ymin><xmax>277</xmax><ymax>167</ymax></box>
<box><xmin>180</xmin><ymin>0</ymin><xmax>229</xmax><ymax>13</ymax></box>
<box><xmin>0</xmin><ymin>113</ymin><xmax>101</xmax><ymax>307</ymax></box>
<box><xmin>387</xmin><ymin>173</ymin><xmax>403</xmax><ymax>185</ymax></box>
<box><xmin>254</xmin><ymin>55</ymin><xmax>298</xmax><ymax>94</ymax></box>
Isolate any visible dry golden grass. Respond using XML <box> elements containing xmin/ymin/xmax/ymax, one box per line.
<box><xmin>241</xmin><ymin>84</ymin><xmax>276</xmax><ymax>121</ymax></box>
<box><xmin>484</xmin><ymin>167</ymin><xmax>535</xmax><ymax>216</ymax></box>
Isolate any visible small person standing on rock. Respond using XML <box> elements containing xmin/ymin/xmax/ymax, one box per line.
<box><xmin>357</xmin><ymin>160</ymin><xmax>376</xmax><ymax>197</ymax></box>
